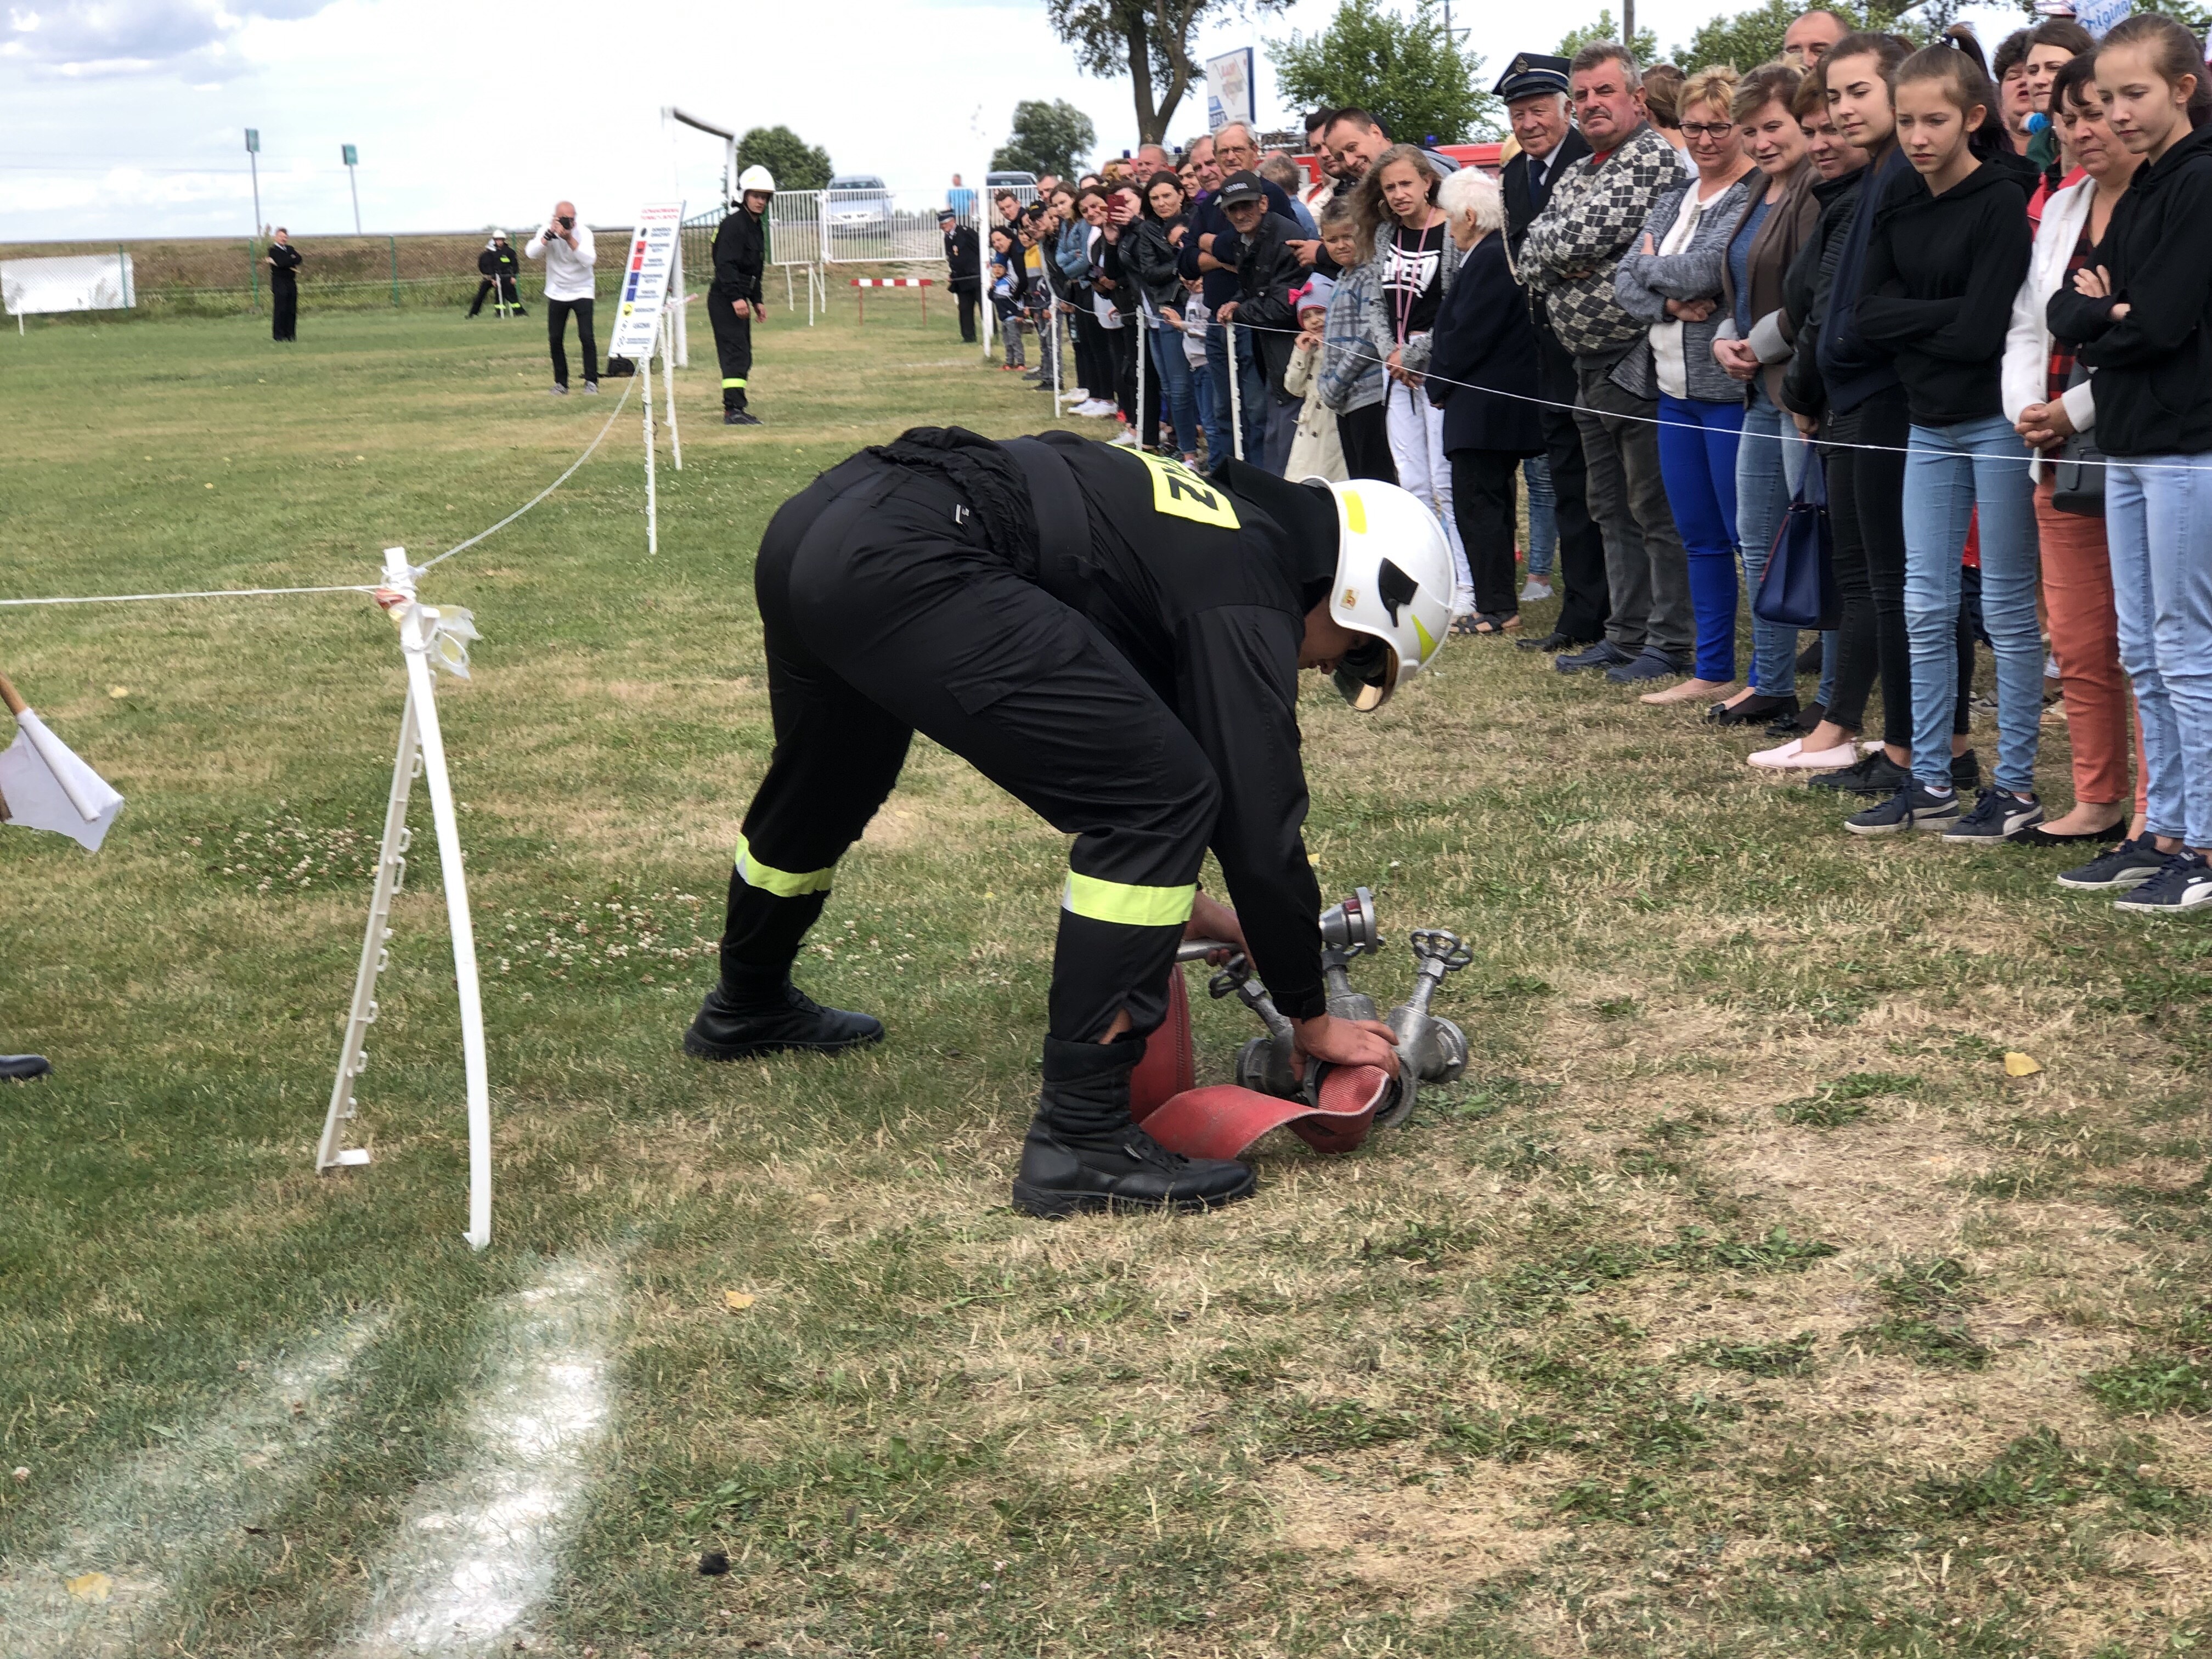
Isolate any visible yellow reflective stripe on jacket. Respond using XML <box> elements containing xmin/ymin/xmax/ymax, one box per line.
<box><xmin>1060</xmin><ymin>871</ymin><xmax>1197</xmax><ymax>928</ymax></box>
<box><xmin>734</xmin><ymin>834</ymin><xmax>835</xmax><ymax>898</ymax></box>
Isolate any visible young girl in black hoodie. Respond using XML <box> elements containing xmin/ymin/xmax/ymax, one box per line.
<box><xmin>1846</xmin><ymin>33</ymin><xmax>2042</xmax><ymax>842</ymax></box>
<box><xmin>2048</xmin><ymin>12</ymin><xmax>2212</xmax><ymax>911</ymax></box>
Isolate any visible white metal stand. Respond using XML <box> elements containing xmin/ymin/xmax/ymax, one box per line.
<box><xmin>669</xmin><ymin>235</ymin><xmax>689</xmax><ymax>368</ymax></box>
<box><xmin>1050</xmin><ymin>306</ymin><xmax>1062</xmax><ymax>419</ymax></box>
<box><xmin>641</xmin><ymin>355</ymin><xmax>660</xmax><ymax>555</ymax></box>
<box><xmin>317</xmin><ymin>549</ymin><xmax>492</xmax><ymax>1252</ymax></box>
<box><xmin>1227</xmin><ymin>321</ymin><xmax>1244</xmax><ymax>461</ymax></box>
<box><xmin>1136</xmin><ymin>312</ymin><xmax>1148</xmax><ymax>451</ymax></box>
<box><xmin>661</xmin><ymin>320</ymin><xmax>682</xmax><ymax>473</ymax></box>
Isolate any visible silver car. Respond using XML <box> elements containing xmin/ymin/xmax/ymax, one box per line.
<box><xmin>825</xmin><ymin>174</ymin><xmax>893</xmax><ymax>234</ymax></box>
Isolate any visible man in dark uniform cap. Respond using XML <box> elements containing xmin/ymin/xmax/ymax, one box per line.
<box><xmin>681</xmin><ymin>432</ymin><xmax>1459</xmax><ymax>1217</ymax></box>
<box><xmin>1495</xmin><ymin>52</ymin><xmax>1612</xmax><ymax>658</ymax></box>
<box><xmin>940</xmin><ymin>208</ymin><xmax>981</xmax><ymax>344</ymax></box>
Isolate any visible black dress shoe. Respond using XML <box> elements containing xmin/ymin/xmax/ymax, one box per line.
<box><xmin>1556</xmin><ymin>639</ymin><xmax>1634</xmax><ymax>674</ymax></box>
<box><xmin>684</xmin><ymin>973</ymin><xmax>882</xmax><ymax>1060</ymax></box>
<box><xmin>1</xmin><ymin>1054</ymin><xmax>52</xmax><ymax>1082</ymax></box>
<box><xmin>1797</xmin><ymin>640</ymin><xmax>1825</xmax><ymax>675</ymax></box>
<box><xmin>1517</xmin><ymin>630</ymin><xmax>1580</xmax><ymax>653</ymax></box>
<box><xmin>2018</xmin><ymin>818</ymin><xmax>2129</xmax><ymax>847</ymax></box>
<box><xmin>1709</xmin><ymin>692</ymin><xmax>1799</xmax><ymax>726</ymax></box>
<box><xmin>1011</xmin><ymin>1037</ymin><xmax>1255</xmax><ymax>1217</ymax></box>
<box><xmin>1768</xmin><ymin>701</ymin><xmax>1824</xmax><ymax>736</ymax></box>
<box><xmin>724</xmin><ymin>408</ymin><xmax>763</xmax><ymax>426</ymax></box>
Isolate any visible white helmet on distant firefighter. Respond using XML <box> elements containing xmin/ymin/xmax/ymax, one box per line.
<box><xmin>737</xmin><ymin>165</ymin><xmax>776</xmax><ymax>201</ymax></box>
<box><xmin>1306</xmin><ymin>477</ymin><xmax>1454</xmax><ymax>711</ymax></box>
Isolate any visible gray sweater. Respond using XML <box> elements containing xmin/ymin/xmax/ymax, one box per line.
<box><xmin>1611</xmin><ymin>173</ymin><xmax>1753</xmax><ymax>403</ymax></box>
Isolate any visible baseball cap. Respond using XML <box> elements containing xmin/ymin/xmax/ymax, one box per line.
<box><xmin>1216</xmin><ymin>170</ymin><xmax>1266</xmax><ymax>208</ymax></box>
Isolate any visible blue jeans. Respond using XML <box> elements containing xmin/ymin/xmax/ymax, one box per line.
<box><xmin>1902</xmin><ymin>416</ymin><xmax>2041</xmax><ymax>794</ymax></box>
<box><xmin>1147</xmin><ymin>321</ymin><xmax>1199</xmax><ymax>456</ymax></box>
<box><xmin>1656</xmin><ymin>394</ymin><xmax>1745</xmax><ymax>681</ymax></box>
<box><xmin>1735</xmin><ymin>383</ymin><xmax>1812</xmax><ymax>696</ymax></box>
<box><xmin>1189</xmin><ymin>339</ymin><xmax>1216</xmax><ymax>445</ymax></box>
<box><xmin>1522</xmin><ymin>454</ymin><xmax>1558</xmax><ymax>578</ymax></box>
<box><xmin>1205</xmin><ymin>321</ymin><xmax>1266</xmax><ymax>462</ymax></box>
<box><xmin>2106</xmin><ymin>455</ymin><xmax>2212</xmax><ymax>846</ymax></box>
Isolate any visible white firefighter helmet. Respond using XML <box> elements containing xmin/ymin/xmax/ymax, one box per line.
<box><xmin>737</xmin><ymin>165</ymin><xmax>776</xmax><ymax>198</ymax></box>
<box><xmin>1305</xmin><ymin>477</ymin><xmax>1454</xmax><ymax>711</ymax></box>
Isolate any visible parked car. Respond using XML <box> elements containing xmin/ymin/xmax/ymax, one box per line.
<box><xmin>984</xmin><ymin>171</ymin><xmax>1039</xmax><ymax>191</ymax></box>
<box><xmin>824</xmin><ymin>174</ymin><xmax>893</xmax><ymax>234</ymax></box>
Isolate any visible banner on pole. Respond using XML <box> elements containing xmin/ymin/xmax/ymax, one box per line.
<box><xmin>606</xmin><ymin>201</ymin><xmax>686</xmax><ymax>363</ymax></box>
<box><xmin>1206</xmin><ymin>48</ymin><xmax>1255</xmax><ymax>131</ymax></box>
<box><xmin>2070</xmin><ymin>0</ymin><xmax>2128</xmax><ymax>36</ymax></box>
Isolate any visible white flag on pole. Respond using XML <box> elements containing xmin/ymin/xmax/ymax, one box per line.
<box><xmin>0</xmin><ymin>707</ymin><xmax>125</xmax><ymax>852</ymax></box>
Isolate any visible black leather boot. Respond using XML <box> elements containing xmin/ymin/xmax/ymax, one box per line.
<box><xmin>1012</xmin><ymin>1036</ymin><xmax>1255</xmax><ymax>1218</ymax></box>
<box><xmin>1</xmin><ymin>1054</ymin><xmax>52</xmax><ymax>1082</ymax></box>
<box><xmin>682</xmin><ymin>966</ymin><xmax>882</xmax><ymax>1061</ymax></box>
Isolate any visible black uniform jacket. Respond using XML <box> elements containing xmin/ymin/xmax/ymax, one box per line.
<box><xmin>712</xmin><ymin>208</ymin><xmax>766</xmax><ymax>303</ymax></box>
<box><xmin>477</xmin><ymin>243</ymin><xmax>519</xmax><ymax>278</ymax></box>
<box><xmin>267</xmin><ymin>242</ymin><xmax>302</xmax><ymax>287</ymax></box>
<box><xmin>1035</xmin><ymin>432</ymin><xmax>1335</xmax><ymax>1018</ymax></box>
<box><xmin>944</xmin><ymin>225</ymin><xmax>980</xmax><ymax>293</ymax></box>
<box><xmin>1503</xmin><ymin>128</ymin><xmax>1592</xmax><ymax>253</ymax></box>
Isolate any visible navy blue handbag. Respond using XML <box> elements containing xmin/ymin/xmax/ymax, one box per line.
<box><xmin>1754</xmin><ymin>456</ymin><xmax>1840</xmax><ymax>630</ymax></box>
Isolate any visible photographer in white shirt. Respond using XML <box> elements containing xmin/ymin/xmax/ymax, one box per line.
<box><xmin>526</xmin><ymin>200</ymin><xmax>599</xmax><ymax>394</ymax></box>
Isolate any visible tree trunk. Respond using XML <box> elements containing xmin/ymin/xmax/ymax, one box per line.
<box><xmin>1124</xmin><ymin>14</ymin><xmax>1164</xmax><ymax>145</ymax></box>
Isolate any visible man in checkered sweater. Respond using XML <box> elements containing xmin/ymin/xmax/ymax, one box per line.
<box><xmin>1521</xmin><ymin>43</ymin><xmax>1697</xmax><ymax>682</ymax></box>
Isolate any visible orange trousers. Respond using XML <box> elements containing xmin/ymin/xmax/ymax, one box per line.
<box><xmin>2036</xmin><ymin>478</ymin><xmax>2148</xmax><ymax>812</ymax></box>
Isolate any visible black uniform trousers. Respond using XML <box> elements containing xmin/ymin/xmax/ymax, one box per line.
<box><xmin>1536</xmin><ymin>321</ymin><xmax>1610</xmax><ymax>645</ymax></box>
<box><xmin>723</xmin><ymin>458</ymin><xmax>1221</xmax><ymax>1045</ymax></box>
<box><xmin>469</xmin><ymin>274</ymin><xmax>520</xmax><ymax>316</ymax></box>
<box><xmin>708</xmin><ymin>284</ymin><xmax>754</xmax><ymax>409</ymax></box>
<box><xmin>271</xmin><ymin>280</ymin><xmax>297</xmax><ymax>342</ymax></box>
<box><xmin>954</xmin><ymin>287</ymin><xmax>979</xmax><ymax>343</ymax></box>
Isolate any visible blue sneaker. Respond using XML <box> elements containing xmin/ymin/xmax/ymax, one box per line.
<box><xmin>2113</xmin><ymin>850</ymin><xmax>2212</xmax><ymax>915</ymax></box>
<box><xmin>1845</xmin><ymin>782</ymin><xmax>1961</xmax><ymax>837</ymax></box>
<box><xmin>1556</xmin><ymin>639</ymin><xmax>1634</xmax><ymax>675</ymax></box>
<box><xmin>1606</xmin><ymin>647</ymin><xmax>1688</xmax><ymax>683</ymax></box>
<box><xmin>1943</xmin><ymin>787</ymin><xmax>2045</xmax><ymax>844</ymax></box>
<box><xmin>2056</xmin><ymin>834</ymin><xmax>2169</xmax><ymax>891</ymax></box>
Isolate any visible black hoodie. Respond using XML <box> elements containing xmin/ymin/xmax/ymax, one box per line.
<box><xmin>1780</xmin><ymin>165</ymin><xmax>1867</xmax><ymax>421</ymax></box>
<box><xmin>1855</xmin><ymin>159</ymin><xmax>2031</xmax><ymax>426</ymax></box>
<box><xmin>2049</xmin><ymin>120</ymin><xmax>2212</xmax><ymax>457</ymax></box>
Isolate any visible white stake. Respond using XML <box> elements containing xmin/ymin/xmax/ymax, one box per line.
<box><xmin>662</xmin><ymin>323</ymin><xmax>681</xmax><ymax>472</ymax></box>
<box><xmin>641</xmin><ymin>355</ymin><xmax>659</xmax><ymax>555</ymax></box>
<box><xmin>1136</xmin><ymin>308</ymin><xmax>1148</xmax><ymax>451</ymax></box>
<box><xmin>1227</xmin><ymin>320</ymin><xmax>1244</xmax><ymax>461</ymax></box>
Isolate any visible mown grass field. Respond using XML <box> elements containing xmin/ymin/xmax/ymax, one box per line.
<box><xmin>3</xmin><ymin>292</ymin><xmax>2211</xmax><ymax>1658</ymax></box>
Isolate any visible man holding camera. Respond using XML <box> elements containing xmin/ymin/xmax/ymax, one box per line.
<box><xmin>526</xmin><ymin>201</ymin><xmax>598</xmax><ymax>396</ymax></box>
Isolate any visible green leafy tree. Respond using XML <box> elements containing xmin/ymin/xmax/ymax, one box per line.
<box><xmin>992</xmin><ymin>99</ymin><xmax>1098</xmax><ymax>178</ymax></box>
<box><xmin>1674</xmin><ymin>0</ymin><xmax>1805</xmax><ymax>69</ymax></box>
<box><xmin>1270</xmin><ymin>0</ymin><xmax>1499</xmax><ymax>145</ymax></box>
<box><xmin>733</xmin><ymin>126</ymin><xmax>832</xmax><ymax>193</ymax></box>
<box><xmin>1558</xmin><ymin>8</ymin><xmax>1661</xmax><ymax>66</ymax></box>
<box><xmin>1047</xmin><ymin>0</ymin><xmax>1294</xmax><ymax>145</ymax></box>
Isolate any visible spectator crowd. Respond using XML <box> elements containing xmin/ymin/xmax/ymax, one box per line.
<box><xmin>956</xmin><ymin>9</ymin><xmax>2212</xmax><ymax>915</ymax></box>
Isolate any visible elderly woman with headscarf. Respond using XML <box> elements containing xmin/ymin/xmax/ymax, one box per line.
<box><xmin>1424</xmin><ymin>166</ymin><xmax>1545</xmax><ymax>634</ymax></box>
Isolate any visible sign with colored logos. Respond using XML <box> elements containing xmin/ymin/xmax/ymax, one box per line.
<box><xmin>605</xmin><ymin>200</ymin><xmax>685</xmax><ymax>362</ymax></box>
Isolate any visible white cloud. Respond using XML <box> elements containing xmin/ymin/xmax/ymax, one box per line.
<box><xmin>3</xmin><ymin>0</ymin><xmax>342</xmax><ymax>77</ymax></box>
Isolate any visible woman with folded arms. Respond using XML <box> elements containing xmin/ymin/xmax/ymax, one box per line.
<box><xmin>1844</xmin><ymin>32</ymin><xmax>2041</xmax><ymax>842</ymax></box>
<box><xmin>1612</xmin><ymin>65</ymin><xmax>1759</xmax><ymax>706</ymax></box>
<box><xmin>2001</xmin><ymin>54</ymin><xmax>2149</xmax><ymax>853</ymax></box>
<box><xmin>2048</xmin><ymin>13</ymin><xmax>2212</xmax><ymax>912</ymax></box>
<box><xmin>1710</xmin><ymin>62</ymin><xmax>1820</xmax><ymax>729</ymax></box>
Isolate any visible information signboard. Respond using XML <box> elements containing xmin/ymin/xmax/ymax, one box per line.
<box><xmin>605</xmin><ymin>200</ymin><xmax>686</xmax><ymax>362</ymax></box>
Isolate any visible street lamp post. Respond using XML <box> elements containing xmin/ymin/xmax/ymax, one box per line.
<box><xmin>343</xmin><ymin>144</ymin><xmax>361</xmax><ymax>234</ymax></box>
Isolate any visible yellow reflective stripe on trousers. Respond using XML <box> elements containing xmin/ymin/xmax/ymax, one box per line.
<box><xmin>1060</xmin><ymin>872</ymin><xmax>1196</xmax><ymax>928</ymax></box>
<box><xmin>733</xmin><ymin>833</ymin><xmax>834</xmax><ymax>898</ymax></box>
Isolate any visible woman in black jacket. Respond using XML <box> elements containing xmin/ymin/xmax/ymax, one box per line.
<box><xmin>1426</xmin><ymin>168</ymin><xmax>1543</xmax><ymax>633</ymax></box>
<box><xmin>1121</xmin><ymin>172</ymin><xmax>1202</xmax><ymax>462</ymax></box>
<box><xmin>2047</xmin><ymin>11</ymin><xmax>2212</xmax><ymax>911</ymax></box>
<box><xmin>1847</xmin><ymin>33</ymin><xmax>2041</xmax><ymax>843</ymax></box>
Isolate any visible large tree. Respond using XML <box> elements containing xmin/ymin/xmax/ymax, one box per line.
<box><xmin>1271</xmin><ymin>0</ymin><xmax>1499</xmax><ymax>145</ymax></box>
<box><xmin>733</xmin><ymin>126</ymin><xmax>832</xmax><ymax>193</ymax></box>
<box><xmin>1047</xmin><ymin>0</ymin><xmax>1293</xmax><ymax>146</ymax></box>
<box><xmin>992</xmin><ymin>99</ymin><xmax>1098</xmax><ymax>178</ymax></box>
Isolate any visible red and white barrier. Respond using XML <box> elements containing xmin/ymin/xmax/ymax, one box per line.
<box><xmin>848</xmin><ymin>276</ymin><xmax>931</xmax><ymax>322</ymax></box>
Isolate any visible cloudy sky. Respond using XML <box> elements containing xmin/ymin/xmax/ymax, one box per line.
<box><xmin>3</xmin><ymin>0</ymin><xmax>2026</xmax><ymax>241</ymax></box>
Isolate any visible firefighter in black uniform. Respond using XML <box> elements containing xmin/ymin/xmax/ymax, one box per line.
<box><xmin>710</xmin><ymin>166</ymin><xmax>774</xmax><ymax>425</ymax></box>
<box><xmin>682</xmin><ymin>428</ymin><xmax>1455</xmax><ymax>1216</ymax></box>
<box><xmin>468</xmin><ymin>232</ymin><xmax>523</xmax><ymax>317</ymax></box>
<box><xmin>266</xmin><ymin>228</ymin><xmax>302</xmax><ymax>342</ymax></box>
<box><xmin>939</xmin><ymin>207</ymin><xmax>981</xmax><ymax>344</ymax></box>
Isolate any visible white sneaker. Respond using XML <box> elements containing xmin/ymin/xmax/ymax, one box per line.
<box><xmin>1519</xmin><ymin>578</ymin><xmax>1553</xmax><ymax>603</ymax></box>
<box><xmin>1748</xmin><ymin>738</ymin><xmax>1859</xmax><ymax>770</ymax></box>
<box><xmin>1109</xmin><ymin>428</ymin><xmax>1138</xmax><ymax>447</ymax></box>
<box><xmin>1068</xmin><ymin>387</ymin><xmax>1090</xmax><ymax>402</ymax></box>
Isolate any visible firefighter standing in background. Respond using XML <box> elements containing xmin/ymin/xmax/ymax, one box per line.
<box><xmin>681</xmin><ymin>427</ymin><xmax>1454</xmax><ymax>1217</ymax></box>
<box><xmin>467</xmin><ymin>231</ymin><xmax>524</xmax><ymax>317</ymax></box>
<box><xmin>710</xmin><ymin>166</ymin><xmax>774</xmax><ymax>426</ymax></box>
<box><xmin>266</xmin><ymin>228</ymin><xmax>302</xmax><ymax>342</ymax></box>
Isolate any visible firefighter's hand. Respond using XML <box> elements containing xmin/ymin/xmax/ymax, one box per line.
<box><xmin>1185</xmin><ymin>893</ymin><xmax>1246</xmax><ymax>964</ymax></box>
<box><xmin>751</xmin><ymin>301</ymin><xmax>766</xmax><ymax>321</ymax></box>
<box><xmin>1289</xmin><ymin>1013</ymin><xmax>1401</xmax><ymax>1079</ymax></box>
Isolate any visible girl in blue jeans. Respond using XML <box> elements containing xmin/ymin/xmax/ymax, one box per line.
<box><xmin>1847</xmin><ymin>35</ymin><xmax>2042</xmax><ymax>842</ymax></box>
<box><xmin>2046</xmin><ymin>12</ymin><xmax>2212</xmax><ymax>912</ymax></box>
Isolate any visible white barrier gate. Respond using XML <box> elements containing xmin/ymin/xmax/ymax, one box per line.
<box><xmin>3</xmin><ymin>253</ymin><xmax>134</xmax><ymax>332</ymax></box>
